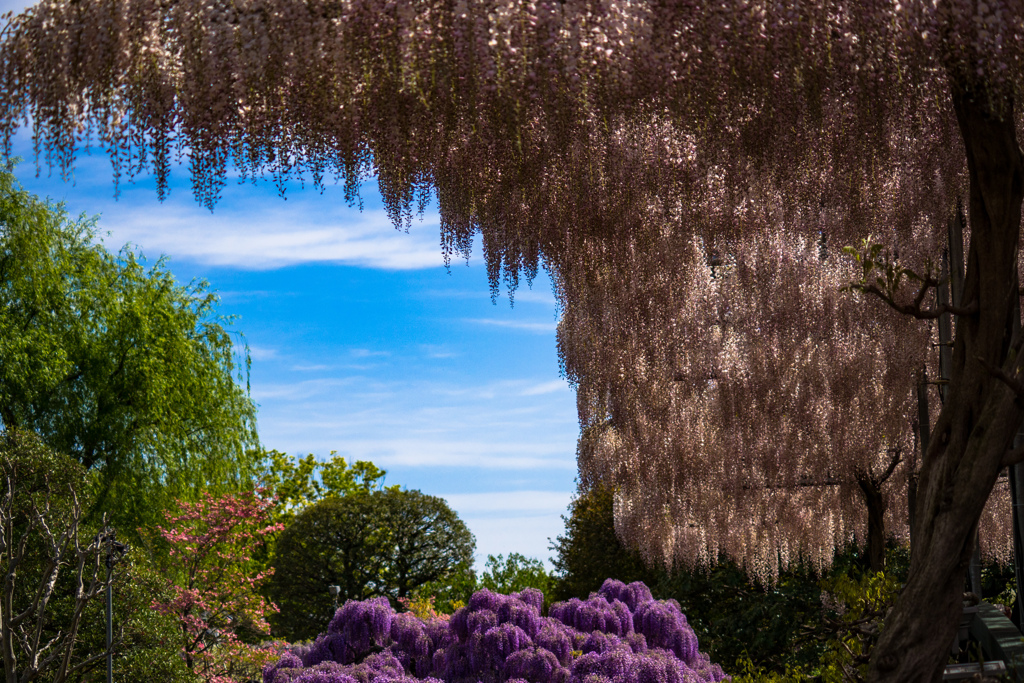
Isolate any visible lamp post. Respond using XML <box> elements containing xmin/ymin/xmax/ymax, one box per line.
<box><xmin>328</xmin><ymin>585</ymin><xmax>340</xmax><ymax>612</ymax></box>
<box><xmin>104</xmin><ymin>528</ymin><xmax>128</xmax><ymax>683</ymax></box>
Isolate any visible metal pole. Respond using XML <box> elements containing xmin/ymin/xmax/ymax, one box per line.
<box><xmin>912</xmin><ymin>367</ymin><xmax>931</xmax><ymax>550</ymax></box>
<box><xmin>106</xmin><ymin>547</ymin><xmax>113</xmax><ymax>683</ymax></box>
<box><xmin>1012</xmin><ymin>452</ymin><xmax>1024</xmax><ymax>629</ymax></box>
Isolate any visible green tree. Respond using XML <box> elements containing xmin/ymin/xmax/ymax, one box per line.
<box><xmin>409</xmin><ymin>560</ymin><xmax>477</xmax><ymax>615</ymax></box>
<box><xmin>0</xmin><ymin>169</ymin><xmax>259</xmax><ymax>540</ymax></box>
<box><xmin>549</xmin><ymin>486</ymin><xmax>653</xmax><ymax>603</ymax></box>
<box><xmin>1</xmin><ymin>430</ymin><xmax>200</xmax><ymax>683</ymax></box>
<box><xmin>0</xmin><ymin>430</ymin><xmax>120</xmax><ymax>683</ymax></box>
<box><xmin>479</xmin><ymin>553</ymin><xmax>553</xmax><ymax>602</ymax></box>
<box><xmin>550</xmin><ymin>484</ymin><xmax>837</xmax><ymax>675</ymax></box>
<box><xmin>268</xmin><ymin>489</ymin><xmax>474</xmax><ymax>641</ymax></box>
<box><xmin>256</xmin><ymin>449</ymin><xmax>389</xmax><ymax>528</ymax></box>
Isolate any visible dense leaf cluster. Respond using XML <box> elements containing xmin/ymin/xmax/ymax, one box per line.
<box><xmin>268</xmin><ymin>489</ymin><xmax>475</xmax><ymax>642</ymax></box>
<box><xmin>0</xmin><ymin>169</ymin><xmax>259</xmax><ymax>541</ymax></box>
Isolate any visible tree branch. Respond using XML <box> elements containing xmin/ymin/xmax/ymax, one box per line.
<box><xmin>1002</xmin><ymin>442</ymin><xmax>1024</xmax><ymax>469</ymax></box>
<box><xmin>979</xmin><ymin>355</ymin><xmax>1024</xmax><ymax>400</ymax></box>
<box><xmin>875</xmin><ymin>448</ymin><xmax>902</xmax><ymax>486</ymax></box>
<box><xmin>855</xmin><ymin>283</ymin><xmax>978</xmax><ymax>320</ymax></box>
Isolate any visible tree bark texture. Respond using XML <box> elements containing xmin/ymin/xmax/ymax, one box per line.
<box><xmin>858</xmin><ymin>476</ymin><xmax>888</xmax><ymax>574</ymax></box>
<box><xmin>868</xmin><ymin>89</ymin><xmax>1024</xmax><ymax>681</ymax></box>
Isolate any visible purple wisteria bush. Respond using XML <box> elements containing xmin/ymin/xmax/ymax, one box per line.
<box><xmin>263</xmin><ymin>580</ymin><xmax>728</xmax><ymax>683</ymax></box>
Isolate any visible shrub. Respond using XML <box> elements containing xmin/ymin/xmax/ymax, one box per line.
<box><xmin>269</xmin><ymin>490</ymin><xmax>475</xmax><ymax>642</ymax></box>
<box><xmin>262</xmin><ymin>580</ymin><xmax>728</xmax><ymax>683</ymax></box>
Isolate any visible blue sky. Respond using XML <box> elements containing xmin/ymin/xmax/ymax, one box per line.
<box><xmin>7</xmin><ymin>134</ymin><xmax>580</xmax><ymax>571</ymax></box>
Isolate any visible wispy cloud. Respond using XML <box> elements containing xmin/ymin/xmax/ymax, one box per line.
<box><xmin>439</xmin><ymin>491</ymin><xmax>575</xmax><ymax>569</ymax></box>
<box><xmin>441</xmin><ymin>491</ymin><xmax>573</xmax><ymax>516</ymax></box>
<box><xmin>464</xmin><ymin>318</ymin><xmax>558</xmax><ymax>333</ymax></box>
<box><xmin>351</xmin><ymin>348</ymin><xmax>390</xmax><ymax>358</ymax></box>
<box><xmin>418</xmin><ymin>287</ymin><xmax>557</xmax><ymax>306</ymax></box>
<box><xmin>326</xmin><ymin>439</ymin><xmax>575</xmax><ymax>470</ymax></box>
<box><xmin>97</xmin><ymin>199</ymin><xmax>444</xmax><ymax>271</ymax></box>
<box><xmin>420</xmin><ymin>344</ymin><xmax>459</xmax><ymax>359</ymax></box>
<box><xmin>506</xmin><ymin>289</ymin><xmax>558</xmax><ymax>305</ymax></box>
<box><xmin>520</xmin><ymin>380</ymin><xmax>569</xmax><ymax>396</ymax></box>
<box><xmin>461</xmin><ymin>517</ymin><xmax>567</xmax><ymax>568</ymax></box>
<box><xmin>290</xmin><ymin>364</ymin><xmax>335</xmax><ymax>372</ymax></box>
<box><xmin>250</xmin><ymin>377</ymin><xmax>360</xmax><ymax>401</ymax></box>
<box><xmin>247</xmin><ymin>345</ymin><xmax>279</xmax><ymax>361</ymax></box>
<box><xmin>216</xmin><ymin>290</ymin><xmax>291</xmax><ymax>303</ymax></box>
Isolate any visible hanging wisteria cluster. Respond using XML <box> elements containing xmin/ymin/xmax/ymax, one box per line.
<box><xmin>0</xmin><ymin>0</ymin><xmax>1019</xmax><ymax>581</ymax></box>
<box><xmin>262</xmin><ymin>582</ymin><xmax>727</xmax><ymax>683</ymax></box>
<box><xmin>556</xmin><ymin>215</ymin><xmax>1016</xmax><ymax>581</ymax></box>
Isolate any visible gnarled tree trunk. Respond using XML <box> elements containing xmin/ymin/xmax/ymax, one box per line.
<box><xmin>868</xmin><ymin>89</ymin><xmax>1024</xmax><ymax>681</ymax></box>
<box><xmin>858</xmin><ymin>475</ymin><xmax>888</xmax><ymax>574</ymax></box>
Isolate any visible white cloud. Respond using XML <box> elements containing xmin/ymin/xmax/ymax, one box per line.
<box><xmin>419</xmin><ymin>287</ymin><xmax>556</xmax><ymax>306</ymax></box>
<box><xmin>420</xmin><ymin>344</ymin><xmax>459</xmax><ymax>359</ymax></box>
<box><xmin>351</xmin><ymin>348</ymin><xmax>390</xmax><ymax>358</ymax></box>
<box><xmin>462</xmin><ymin>516</ymin><xmax>566</xmax><ymax>569</ymax></box>
<box><xmin>520</xmin><ymin>379</ymin><xmax>569</xmax><ymax>396</ymax></box>
<box><xmin>247</xmin><ymin>345</ymin><xmax>279</xmax><ymax>361</ymax></box>
<box><xmin>464</xmin><ymin>318</ymin><xmax>558</xmax><ymax>333</ymax></box>
<box><xmin>327</xmin><ymin>438</ymin><xmax>576</xmax><ymax>470</ymax></box>
<box><xmin>97</xmin><ymin>199</ymin><xmax>444</xmax><ymax>271</ymax></box>
<box><xmin>250</xmin><ymin>377</ymin><xmax>360</xmax><ymax>401</ymax></box>
<box><xmin>442</xmin><ymin>491</ymin><xmax>573</xmax><ymax>516</ymax></box>
<box><xmin>506</xmin><ymin>289</ymin><xmax>558</xmax><ymax>305</ymax></box>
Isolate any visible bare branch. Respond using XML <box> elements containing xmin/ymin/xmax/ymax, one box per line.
<box><xmin>855</xmin><ymin>283</ymin><xmax>978</xmax><ymax>320</ymax></box>
<box><xmin>876</xmin><ymin>448</ymin><xmax>903</xmax><ymax>486</ymax></box>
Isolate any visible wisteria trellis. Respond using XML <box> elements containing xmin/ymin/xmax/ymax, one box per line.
<box><xmin>2</xmin><ymin>1</ymin><xmax>1024</xmax><ymax>679</ymax></box>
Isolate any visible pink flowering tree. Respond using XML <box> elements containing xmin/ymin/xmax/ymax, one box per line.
<box><xmin>150</xmin><ymin>490</ymin><xmax>285</xmax><ymax>683</ymax></box>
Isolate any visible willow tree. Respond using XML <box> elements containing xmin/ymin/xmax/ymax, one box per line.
<box><xmin>1</xmin><ymin>2</ymin><xmax>1022</xmax><ymax>679</ymax></box>
<box><xmin>0</xmin><ymin>169</ymin><xmax>260</xmax><ymax>539</ymax></box>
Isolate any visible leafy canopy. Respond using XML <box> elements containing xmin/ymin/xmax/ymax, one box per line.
<box><xmin>268</xmin><ymin>488</ymin><xmax>475</xmax><ymax>641</ymax></box>
<box><xmin>478</xmin><ymin>553</ymin><xmax>553</xmax><ymax>602</ymax></box>
<box><xmin>0</xmin><ymin>168</ymin><xmax>260</xmax><ymax>539</ymax></box>
<box><xmin>256</xmin><ymin>449</ymin><xmax>390</xmax><ymax>528</ymax></box>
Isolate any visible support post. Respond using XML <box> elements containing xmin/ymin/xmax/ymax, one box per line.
<box><xmin>912</xmin><ymin>367</ymin><xmax>931</xmax><ymax>549</ymax></box>
<box><xmin>1012</xmin><ymin>434</ymin><xmax>1024</xmax><ymax>630</ymax></box>
<box><xmin>941</xmin><ymin>221</ymin><xmax>983</xmax><ymax>597</ymax></box>
<box><xmin>106</xmin><ymin>556</ymin><xmax>113</xmax><ymax>683</ymax></box>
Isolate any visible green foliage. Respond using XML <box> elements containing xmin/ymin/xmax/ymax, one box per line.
<box><xmin>480</xmin><ymin>553</ymin><xmax>554</xmax><ymax>603</ymax></box>
<box><xmin>729</xmin><ymin>656</ymin><xmax>809</xmax><ymax>683</ymax></box>
<box><xmin>268</xmin><ymin>489</ymin><xmax>475</xmax><ymax>641</ymax></box>
<box><xmin>1</xmin><ymin>430</ymin><xmax>114</xmax><ymax>683</ymax></box>
<box><xmin>551</xmin><ymin>484</ymin><xmax>842</xmax><ymax>674</ymax></box>
<box><xmin>410</xmin><ymin>560</ymin><xmax>477</xmax><ymax>615</ymax></box>
<box><xmin>549</xmin><ymin>485</ymin><xmax>657</xmax><ymax>602</ymax></box>
<box><xmin>0</xmin><ymin>168</ymin><xmax>259</xmax><ymax>542</ymax></box>
<box><xmin>653</xmin><ymin>556</ymin><xmax>832</xmax><ymax>675</ymax></box>
<box><xmin>73</xmin><ymin>555</ymin><xmax>198</xmax><ymax>683</ymax></box>
<box><xmin>814</xmin><ymin>565</ymin><xmax>904</xmax><ymax>682</ymax></box>
<box><xmin>256</xmin><ymin>449</ymin><xmax>389</xmax><ymax>528</ymax></box>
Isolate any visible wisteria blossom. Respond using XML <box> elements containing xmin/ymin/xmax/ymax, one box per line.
<box><xmin>2</xmin><ymin>1</ymin><xmax>1024</xmax><ymax>678</ymax></box>
<box><xmin>262</xmin><ymin>581</ymin><xmax>727</xmax><ymax>683</ymax></box>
